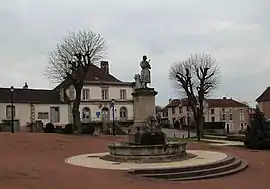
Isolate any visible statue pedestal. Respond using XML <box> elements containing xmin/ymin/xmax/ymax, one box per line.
<box><xmin>129</xmin><ymin>88</ymin><xmax>158</xmax><ymax>143</ymax></box>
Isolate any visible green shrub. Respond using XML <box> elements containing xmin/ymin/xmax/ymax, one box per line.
<box><xmin>244</xmin><ymin>107</ymin><xmax>270</xmax><ymax>149</ymax></box>
<box><xmin>44</xmin><ymin>123</ymin><xmax>55</xmax><ymax>133</ymax></box>
<box><xmin>81</xmin><ymin>123</ymin><xmax>95</xmax><ymax>135</ymax></box>
<box><xmin>64</xmin><ymin>124</ymin><xmax>74</xmax><ymax>134</ymax></box>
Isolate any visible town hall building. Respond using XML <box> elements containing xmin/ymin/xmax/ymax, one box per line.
<box><xmin>0</xmin><ymin>61</ymin><xmax>135</xmax><ymax>131</ymax></box>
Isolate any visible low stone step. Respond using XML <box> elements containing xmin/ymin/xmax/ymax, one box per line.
<box><xmin>170</xmin><ymin>159</ymin><xmax>248</xmax><ymax>181</ymax></box>
<box><xmin>129</xmin><ymin>154</ymin><xmax>235</xmax><ymax>175</ymax></box>
<box><xmin>141</xmin><ymin>158</ymin><xmax>241</xmax><ymax>179</ymax></box>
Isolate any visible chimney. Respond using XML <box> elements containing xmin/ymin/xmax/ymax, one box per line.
<box><xmin>100</xmin><ymin>61</ymin><xmax>109</xmax><ymax>74</ymax></box>
<box><xmin>169</xmin><ymin>98</ymin><xmax>172</xmax><ymax>103</ymax></box>
<box><xmin>23</xmin><ymin>82</ymin><xmax>28</xmax><ymax>89</ymax></box>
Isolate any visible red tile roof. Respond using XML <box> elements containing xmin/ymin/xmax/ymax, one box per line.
<box><xmin>256</xmin><ymin>87</ymin><xmax>270</xmax><ymax>102</ymax></box>
<box><xmin>206</xmin><ymin>99</ymin><xmax>247</xmax><ymax>108</ymax></box>
<box><xmin>166</xmin><ymin>98</ymin><xmax>247</xmax><ymax>108</ymax></box>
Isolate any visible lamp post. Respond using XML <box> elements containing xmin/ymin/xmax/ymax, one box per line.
<box><xmin>196</xmin><ymin>104</ymin><xmax>200</xmax><ymax>141</ymax></box>
<box><xmin>10</xmin><ymin>86</ymin><xmax>14</xmax><ymax>133</ymax></box>
<box><xmin>187</xmin><ymin>111</ymin><xmax>190</xmax><ymax>138</ymax></box>
<box><xmin>111</xmin><ymin>99</ymin><xmax>115</xmax><ymax>136</ymax></box>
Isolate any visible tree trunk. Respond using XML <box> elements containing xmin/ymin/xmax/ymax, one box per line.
<box><xmin>73</xmin><ymin>84</ymin><xmax>83</xmax><ymax>134</ymax></box>
<box><xmin>199</xmin><ymin>115</ymin><xmax>204</xmax><ymax>138</ymax></box>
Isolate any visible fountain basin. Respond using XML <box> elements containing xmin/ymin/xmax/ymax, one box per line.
<box><xmin>108</xmin><ymin>142</ymin><xmax>187</xmax><ymax>161</ymax></box>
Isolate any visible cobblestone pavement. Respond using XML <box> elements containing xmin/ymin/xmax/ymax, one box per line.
<box><xmin>0</xmin><ymin>132</ymin><xmax>270</xmax><ymax>189</ymax></box>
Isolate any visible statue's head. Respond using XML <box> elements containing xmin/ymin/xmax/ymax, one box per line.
<box><xmin>134</xmin><ymin>74</ymin><xmax>140</xmax><ymax>79</ymax></box>
<box><xmin>142</xmin><ymin>55</ymin><xmax>147</xmax><ymax>61</ymax></box>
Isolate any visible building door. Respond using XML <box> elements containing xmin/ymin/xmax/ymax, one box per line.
<box><xmin>101</xmin><ymin>107</ymin><xmax>109</xmax><ymax>122</ymax></box>
<box><xmin>174</xmin><ymin>120</ymin><xmax>180</xmax><ymax>129</ymax></box>
<box><xmin>50</xmin><ymin>107</ymin><xmax>60</xmax><ymax>123</ymax></box>
<box><xmin>82</xmin><ymin>107</ymin><xmax>91</xmax><ymax>123</ymax></box>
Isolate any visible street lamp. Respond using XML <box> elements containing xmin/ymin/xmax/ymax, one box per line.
<box><xmin>111</xmin><ymin>99</ymin><xmax>115</xmax><ymax>136</ymax></box>
<box><xmin>10</xmin><ymin>86</ymin><xmax>14</xmax><ymax>133</ymax></box>
<box><xmin>196</xmin><ymin>104</ymin><xmax>200</xmax><ymax>141</ymax></box>
<box><xmin>187</xmin><ymin>111</ymin><xmax>190</xmax><ymax>138</ymax></box>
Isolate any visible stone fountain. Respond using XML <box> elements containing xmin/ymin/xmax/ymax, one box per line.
<box><xmin>107</xmin><ymin>55</ymin><xmax>187</xmax><ymax>162</ymax></box>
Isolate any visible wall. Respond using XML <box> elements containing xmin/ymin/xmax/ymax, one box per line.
<box><xmin>65</xmin><ymin>83</ymin><xmax>134</xmax><ymax>121</ymax></box>
<box><xmin>258</xmin><ymin>101</ymin><xmax>270</xmax><ymax>120</ymax></box>
<box><xmin>0</xmin><ymin>103</ymin><xmax>70</xmax><ymax>128</ymax></box>
<box><xmin>205</xmin><ymin>107</ymin><xmax>249</xmax><ymax>133</ymax></box>
<box><xmin>66</xmin><ymin>84</ymin><xmax>134</xmax><ymax>101</ymax></box>
<box><xmin>79</xmin><ymin>102</ymin><xmax>133</xmax><ymax>121</ymax></box>
<box><xmin>167</xmin><ymin>103</ymin><xmax>249</xmax><ymax>132</ymax></box>
<box><xmin>34</xmin><ymin>104</ymin><xmax>70</xmax><ymax>125</ymax></box>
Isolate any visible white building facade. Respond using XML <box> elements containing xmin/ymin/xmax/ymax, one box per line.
<box><xmin>0</xmin><ymin>61</ymin><xmax>135</xmax><ymax>131</ymax></box>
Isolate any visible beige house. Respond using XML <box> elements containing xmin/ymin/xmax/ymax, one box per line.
<box><xmin>55</xmin><ymin>61</ymin><xmax>134</xmax><ymax>124</ymax></box>
<box><xmin>256</xmin><ymin>86</ymin><xmax>270</xmax><ymax>120</ymax></box>
<box><xmin>166</xmin><ymin>97</ymin><xmax>249</xmax><ymax>133</ymax></box>
<box><xmin>0</xmin><ymin>85</ymin><xmax>70</xmax><ymax>131</ymax></box>
<box><xmin>0</xmin><ymin>61</ymin><xmax>135</xmax><ymax>131</ymax></box>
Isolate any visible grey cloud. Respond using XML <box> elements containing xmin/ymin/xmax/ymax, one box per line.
<box><xmin>0</xmin><ymin>0</ymin><xmax>269</xmax><ymax>106</ymax></box>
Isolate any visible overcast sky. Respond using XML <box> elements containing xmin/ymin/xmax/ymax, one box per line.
<box><xmin>0</xmin><ymin>0</ymin><xmax>269</xmax><ymax>106</ymax></box>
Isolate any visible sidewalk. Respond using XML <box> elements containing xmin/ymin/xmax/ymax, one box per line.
<box><xmin>202</xmin><ymin>139</ymin><xmax>244</xmax><ymax>146</ymax></box>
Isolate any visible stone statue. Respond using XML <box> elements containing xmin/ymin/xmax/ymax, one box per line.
<box><xmin>140</xmin><ymin>55</ymin><xmax>151</xmax><ymax>88</ymax></box>
<box><xmin>134</xmin><ymin>74</ymin><xmax>142</xmax><ymax>89</ymax></box>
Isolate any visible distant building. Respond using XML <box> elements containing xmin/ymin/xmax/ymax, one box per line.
<box><xmin>166</xmin><ymin>97</ymin><xmax>249</xmax><ymax>133</ymax></box>
<box><xmin>256</xmin><ymin>86</ymin><xmax>270</xmax><ymax>120</ymax></box>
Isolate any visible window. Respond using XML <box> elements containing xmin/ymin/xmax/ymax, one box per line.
<box><xmin>211</xmin><ymin>116</ymin><xmax>215</xmax><ymax>122</ymax></box>
<box><xmin>222</xmin><ymin>108</ymin><xmax>225</xmax><ymax>113</ymax></box>
<box><xmin>101</xmin><ymin>88</ymin><xmax>109</xmax><ymax>100</ymax></box>
<box><xmin>240</xmin><ymin>108</ymin><xmax>243</xmax><ymax>113</ymax></box>
<box><xmin>6</xmin><ymin>105</ymin><xmax>15</xmax><ymax>118</ymax></box>
<box><xmin>222</xmin><ymin>113</ymin><xmax>226</xmax><ymax>121</ymax></box>
<box><xmin>120</xmin><ymin>89</ymin><xmax>127</xmax><ymax>100</ymax></box>
<box><xmin>240</xmin><ymin>113</ymin><xmax>244</xmax><ymax>122</ymax></box>
<box><xmin>172</xmin><ymin>107</ymin><xmax>175</xmax><ymax>114</ymax></box>
<box><xmin>229</xmin><ymin>108</ymin><xmax>232</xmax><ymax>112</ymax></box>
<box><xmin>69</xmin><ymin>87</ymin><xmax>75</xmax><ymax>100</ymax></box>
<box><xmin>50</xmin><ymin>107</ymin><xmax>60</xmax><ymax>123</ymax></box>
<box><xmin>82</xmin><ymin>88</ymin><xmax>90</xmax><ymax>101</ymax></box>
<box><xmin>37</xmin><ymin>112</ymin><xmax>49</xmax><ymax>119</ymax></box>
<box><xmin>211</xmin><ymin>108</ymin><xmax>215</xmax><ymax>114</ymax></box>
<box><xmin>179</xmin><ymin>106</ymin><xmax>182</xmax><ymax>113</ymax></box>
<box><xmin>229</xmin><ymin>113</ymin><xmax>233</xmax><ymax>121</ymax></box>
<box><xmin>120</xmin><ymin>107</ymin><xmax>128</xmax><ymax>119</ymax></box>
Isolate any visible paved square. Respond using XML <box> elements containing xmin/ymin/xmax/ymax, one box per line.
<box><xmin>0</xmin><ymin>132</ymin><xmax>269</xmax><ymax>189</ymax></box>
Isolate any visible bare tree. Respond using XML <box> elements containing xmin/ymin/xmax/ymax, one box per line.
<box><xmin>169</xmin><ymin>53</ymin><xmax>220</xmax><ymax>140</ymax></box>
<box><xmin>46</xmin><ymin>30</ymin><xmax>107</xmax><ymax>134</ymax></box>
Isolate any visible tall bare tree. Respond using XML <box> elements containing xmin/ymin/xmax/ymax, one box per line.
<box><xmin>169</xmin><ymin>53</ymin><xmax>220</xmax><ymax>140</ymax></box>
<box><xmin>46</xmin><ymin>30</ymin><xmax>107</xmax><ymax>134</ymax></box>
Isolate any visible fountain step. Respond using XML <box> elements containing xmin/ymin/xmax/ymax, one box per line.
<box><xmin>170</xmin><ymin>159</ymin><xmax>248</xmax><ymax>181</ymax></box>
<box><xmin>128</xmin><ymin>155</ymin><xmax>248</xmax><ymax>181</ymax></box>
<box><xmin>129</xmin><ymin>154</ymin><xmax>235</xmax><ymax>175</ymax></box>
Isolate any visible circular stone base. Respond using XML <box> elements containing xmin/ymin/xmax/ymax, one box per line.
<box><xmin>100</xmin><ymin>153</ymin><xmax>197</xmax><ymax>163</ymax></box>
<box><xmin>65</xmin><ymin>150</ymin><xmax>227</xmax><ymax>170</ymax></box>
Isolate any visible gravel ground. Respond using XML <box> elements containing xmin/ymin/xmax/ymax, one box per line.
<box><xmin>0</xmin><ymin>132</ymin><xmax>269</xmax><ymax>189</ymax></box>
